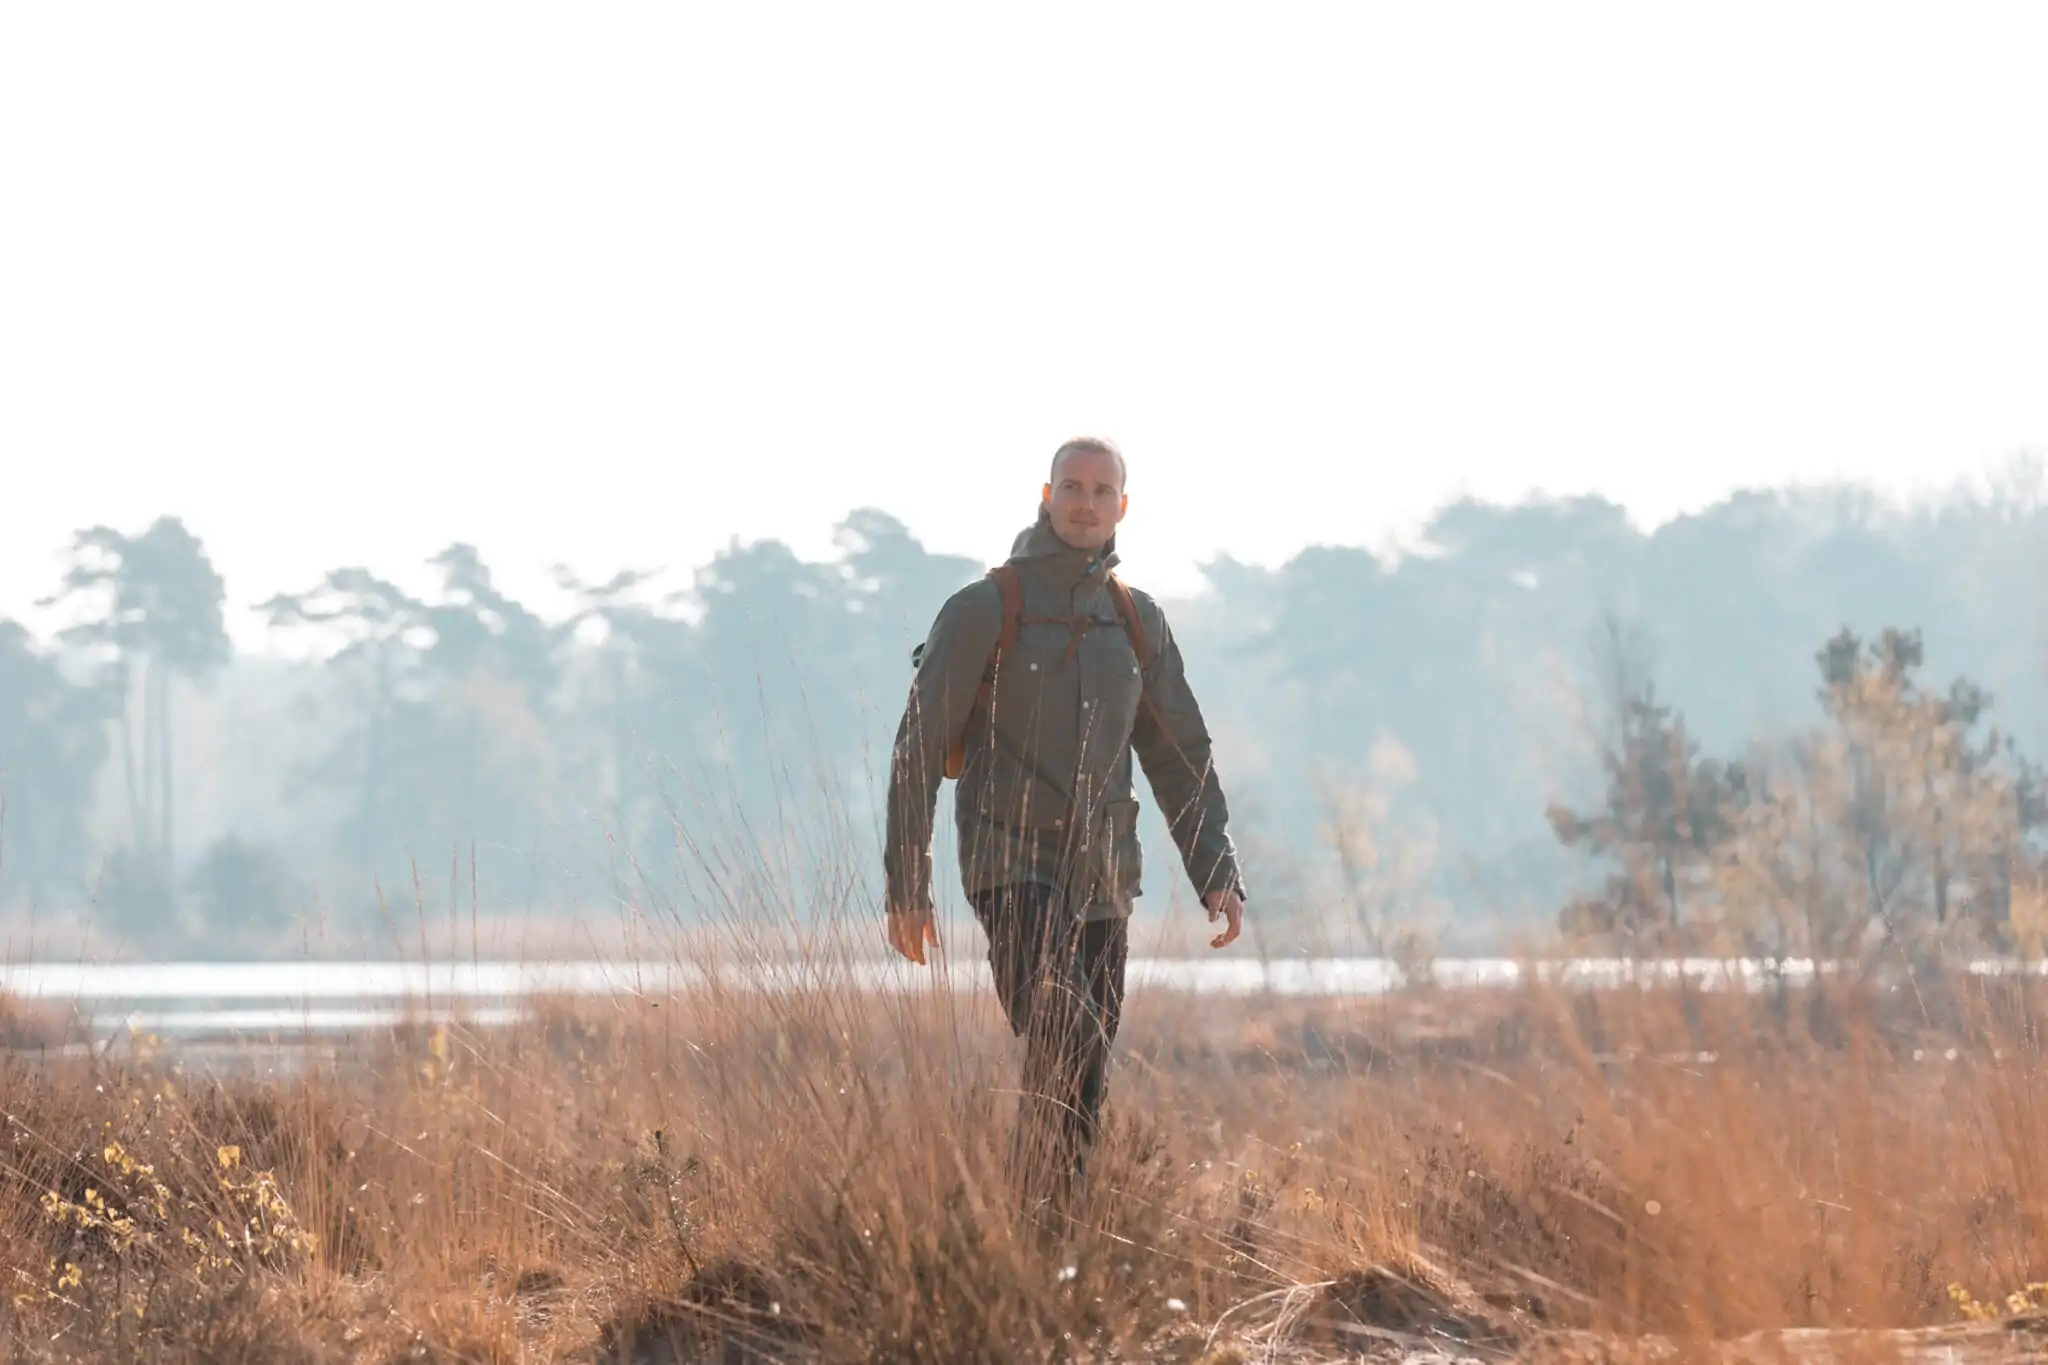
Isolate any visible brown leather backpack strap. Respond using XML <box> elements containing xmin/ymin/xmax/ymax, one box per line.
<box><xmin>945</xmin><ymin>564</ymin><xmax>1023</xmax><ymax>780</ymax></box>
<box><xmin>1107</xmin><ymin>572</ymin><xmax>1209</xmax><ymax>788</ymax></box>
<box><xmin>1106</xmin><ymin>573</ymin><xmax>1150</xmax><ymax>667</ymax></box>
<box><xmin>991</xmin><ymin>564</ymin><xmax>1023</xmax><ymax>657</ymax></box>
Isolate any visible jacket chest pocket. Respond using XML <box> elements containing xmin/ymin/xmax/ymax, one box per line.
<box><xmin>1077</xmin><ymin>620</ymin><xmax>1144</xmax><ymax>749</ymax></box>
<box><xmin>987</xmin><ymin>623</ymin><xmax>1080</xmax><ymax>731</ymax></box>
<box><xmin>970</xmin><ymin>622</ymin><xmax>1085</xmax><ymax>832</ymax></box>
<box><xmin>993</xmin><ymin>616</ymin><xmax>1132</xmax><ymax>718</ymax></box>
<box><xmin>1004</xmin><ymin>618</ymin><xmax>1080</xmax><ymax>680</ymax></box>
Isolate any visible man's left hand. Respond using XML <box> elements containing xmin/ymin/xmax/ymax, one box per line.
<box><xmin>886</xmin><ymin>905</ymin><xmax>938</xmax><ymax>966</ymax></box>
<box><xmin>1203</xmin><ymin>889</ymin><xmax>1244</xmax><ymax>950</ymax></box>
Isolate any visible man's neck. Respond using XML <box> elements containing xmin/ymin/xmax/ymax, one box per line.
<box><xmin>1014</xmin><ymin>505</ymin><xmax>1118</xmax><ymax>578</ymax></box>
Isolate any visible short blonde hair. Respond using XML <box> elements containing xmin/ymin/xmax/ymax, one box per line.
<box><xmin>1049</xmin><ymin>436</ymin><xmax>1127</xmax><ymax>490</ymax></box>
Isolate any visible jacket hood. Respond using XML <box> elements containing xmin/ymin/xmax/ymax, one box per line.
<box><xmin>1007</xmin><ymin>503</ymin><xmax>1119</xmax><ymax>587</ymax></box>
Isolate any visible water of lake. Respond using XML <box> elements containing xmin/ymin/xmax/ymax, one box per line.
<box><xmin>6</xmin><ymin>954</ymin><xmax>2041</xmax><ymax>1043</ymax></box>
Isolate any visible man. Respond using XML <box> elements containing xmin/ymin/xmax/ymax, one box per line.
<box><xmin>883</xmin><ymin>435</ymin><xmax>1247</xmax><ymax>1217</ymax></box>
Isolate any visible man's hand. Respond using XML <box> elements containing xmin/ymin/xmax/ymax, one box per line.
<box><xmin>886</xmin><ymin>905</ymin><xmax>939</xmax><ymax>965</ymax></box>
<box><xmin>1203</xmin><ymin>889</ymin><xmax>1244</xmax><ymax>950</ymax></box>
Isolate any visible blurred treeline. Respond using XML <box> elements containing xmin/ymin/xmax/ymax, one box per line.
<box><xmin>3</xmin><ymin>463</ymin><xmax>2045</xmax><ymax>957</ymax></box>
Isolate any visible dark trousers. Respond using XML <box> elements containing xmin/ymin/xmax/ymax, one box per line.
<box><xmin>970</xmin><ymin>883</ymin><xmax>1130</xmax><ymax>1215</ymax></box>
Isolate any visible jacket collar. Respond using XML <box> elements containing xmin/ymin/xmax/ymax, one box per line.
<box><xmin>1006</xmin><ymin>504</ymin><xmax>1119</xmax><ymax>592</ymax></box>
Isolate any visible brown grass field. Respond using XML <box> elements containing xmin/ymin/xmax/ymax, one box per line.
<box><xmin>5</xmin><ymin>942</ymin><xmax>2048</xmax><ymax>1363</ymax></box>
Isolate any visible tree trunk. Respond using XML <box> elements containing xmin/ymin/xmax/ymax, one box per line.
<box><xmin>138</xmin><ymin>656</ymin><xmax>159</xmax><ymax>859</ymax></box>
<box><xmin>612</xmin><ymin>647</ymin><xmax>630</xmax><ymax>812</ymax></box>
<box><xmin>117</xmin><ymin>664</ymin><xmax>145</xmax><ymax>853</ymax></box>
<box><xmin>1933</xmin><ymin>842</ymin><xmax>1950</xmax><ymax>925</ymax></box>
<box><xmin>159</xmin><ymin>663</ymin><xmax>176</xmax><ymax>868</ymax></box>
<box><xmin>463</xmin><ymin>713</ymin><xmax>477</xmax><ymax>838</ymax></box>
<box><xmin>359</xmin><ymin>648</ymin><xmax>392</xmax><ymax>865</ymax></box>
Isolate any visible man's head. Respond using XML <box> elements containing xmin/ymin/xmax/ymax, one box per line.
<box><xmin>1041</xmin><ymin>437</ymin><xmax>1127</xmax><ymax>552</ymax></box>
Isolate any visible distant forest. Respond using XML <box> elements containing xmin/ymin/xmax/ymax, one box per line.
<box><xmin>4</xmin><ymin>462</ymin><xmax>2047</xmax><ymax>958</ymax></box>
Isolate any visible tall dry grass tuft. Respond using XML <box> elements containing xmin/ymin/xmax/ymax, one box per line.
<box><xmin>3</xmin><ymin>942</ymin><xmax>2047</xmax><ymax>1361</ymax></box>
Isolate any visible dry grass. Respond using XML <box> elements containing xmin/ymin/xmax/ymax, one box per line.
<box><xmin>3</xmin><ymin>950</ymin><xmax>2048</xmax><ymax>1363</ymax></box>
<box><xmin>0</xmin><ymin>993</ymin><xmax>84</xmax><ymax>1052</ymax></box>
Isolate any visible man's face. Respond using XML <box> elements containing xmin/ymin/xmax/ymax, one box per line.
<box><xmin>1042</xmin><ymin>448</ymin><xmax>1127</xmax><ymax>552</ymax></box>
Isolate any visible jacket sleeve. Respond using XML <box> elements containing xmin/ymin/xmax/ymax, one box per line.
<box><xmin>883</xmin><ymin>579</ymin><xmax>1003</xmax><ymax>914</ymax></box>
<box><xmin>1129</xmin><ymin>598</ymin><xmax>1248</xmax><ymax>903</ymax></box>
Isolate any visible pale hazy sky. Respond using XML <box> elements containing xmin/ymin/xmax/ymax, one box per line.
<box><xmin>4</xmin><ymin>4</ymin><xmax>2046</xmax><ymax>649</ymax></box>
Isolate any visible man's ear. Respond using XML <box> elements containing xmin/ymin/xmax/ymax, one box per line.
<box><xmin>1117</xmin><ymin>493</ymin><xmax>1129</xmax><ymax>519</ymax></box>
<box><xmin>1042</xmin><ymin>482</ymin><xmax>1053</xmax><ymax>505</ymax></box>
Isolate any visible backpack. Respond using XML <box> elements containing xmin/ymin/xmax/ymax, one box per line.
<box><xmin>941</xmin><ymin>563</ymin><xmax>1154</xmax><ymax>780</ymax></box>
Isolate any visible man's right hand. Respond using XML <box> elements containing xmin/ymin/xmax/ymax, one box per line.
<box><xmin>886</xmin><ymin>906</ymin><xmax>938</xmax><ymax>966</ymax></box>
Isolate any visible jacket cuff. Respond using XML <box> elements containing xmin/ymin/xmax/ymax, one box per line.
<box><xmin>1192</xmin><ymin>849</ymin><xmax>1246</xmax><ymax>903</ymax></box>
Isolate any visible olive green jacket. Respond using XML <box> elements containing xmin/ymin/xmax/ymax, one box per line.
<box><xmin>884</xmin><ymin>508</ymin><xmax>1247</xmax><ymax>922</ymax></box>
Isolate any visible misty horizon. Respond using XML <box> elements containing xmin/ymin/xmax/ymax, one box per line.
<box><xmin>7</xmin><ymin>463</ymin><xmax>2039</xmax><ymax>657</ymax></box>
<box><xmin>5</xmin><ymin>466</ymin><xmax>2043</xmax><ymax>961</ymax></box>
